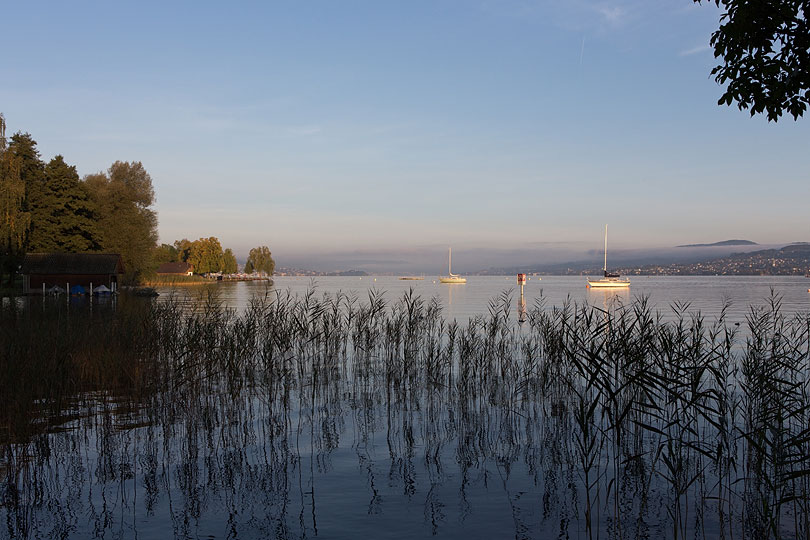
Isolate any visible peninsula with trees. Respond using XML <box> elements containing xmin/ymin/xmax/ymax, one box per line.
<box><xmin>0</xmin><ymin>114</ymin><xmax>274</xmax><ymax>290</ymax></box>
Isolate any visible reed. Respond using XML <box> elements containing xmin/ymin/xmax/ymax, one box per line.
<box><xmin>2</xmin><ymin>287</ymin><xmax>810</xmax><ymax>538</ymax></box>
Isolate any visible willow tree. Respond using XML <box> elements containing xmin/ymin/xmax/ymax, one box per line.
<box><xmin>244</xmin><ymin>245</ymin><xmax>275</xmax><ymax>275</ymax></box>
<box><xmin>0</xmin><ymin>115</ymin><xmax>31</xmax><ymax>285</ymax></box>
<box><xmin>86</xmin><ymin>161</ymin><xmax>158</xmax><ymax>283</ymax></box>
<box><xmin>188</xmin><ymin>237</ymin><xmax>224</xmax><ymax>274</ymax></box>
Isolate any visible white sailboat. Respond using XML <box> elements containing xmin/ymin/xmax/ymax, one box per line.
<box><xmin>439</xmin><ymin>247</ymin><xmax>466</xmax><ymax>284</ymax></box>
<box><xmin>587</xmin><ymin>225</ymin><xmax>630</xmax><ymax>289</ymax></box>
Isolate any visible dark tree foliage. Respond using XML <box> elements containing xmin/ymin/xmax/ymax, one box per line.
<box><xmin>8</xmin><ymin>133</ymin><xmax>45</xmax><ymax>192</ymax></box>
<box><xmin>153</xmin><ymin>243</ymin><xmax>179</xmax><ymax>266</ymax></box>
<box><xmin>3</xmin><ymin>121</ymin><xmax>161</xmax><ymax>285</ymax></box>
<box><xmin>173</xmin><ymin>238</ymin><xmax>195</xmax><ymax>263</ymax></box>
<box><xmin>2</xmin><ymin>133</ymin><xmax>45</xmax><ymax>283</ymax></box>
<box><xmin>27</xmin><ymin>156</ymin><xmax>101</xmax><ymax>253</ymax></box>
<box><xmin>0</xmin><ymin>148</ymin><xmax>30</xmax><ymax>284</ymax></box>
<box><xmin>696</xmin><ymin>0</ymin><xmax>810</xmax><ymax>121</ymax></box>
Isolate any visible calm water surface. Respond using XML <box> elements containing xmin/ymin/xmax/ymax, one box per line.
<box><xmin>158</xmin><ymin>275</ymin><xmax>810</xmax><ymax>323</ymax></box>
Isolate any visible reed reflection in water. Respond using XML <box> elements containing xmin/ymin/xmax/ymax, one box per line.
<box><xmin>2</xmin><ymin>287</ymin><xmax>810</xmax><ymax>539</ymax></box>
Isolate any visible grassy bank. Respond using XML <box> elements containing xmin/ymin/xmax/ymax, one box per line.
<box><xmin>139</xmin><ymin>273</ymin><xmax>211</xmax><ymax>285</ymax></box>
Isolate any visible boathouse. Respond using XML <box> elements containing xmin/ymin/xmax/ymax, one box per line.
<box><xmin>21</xmin><ymin>253</ymin><xmax>125</xmax><ymax>293</ymax></box>
<box><xmin>156</xmin><ymin>261</ymin><xmax>194</xmax><ymax>276</ymax></box>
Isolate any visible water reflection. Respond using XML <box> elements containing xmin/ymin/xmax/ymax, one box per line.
<box><xmin>517</xmin><ymin>294</ymin><xmax>526</xmax><ymax>323</ymax></box>
<box><xmin>587</xmin><ymin>285</ymin><xmax>631</xmax><ymax>311</ymax></box>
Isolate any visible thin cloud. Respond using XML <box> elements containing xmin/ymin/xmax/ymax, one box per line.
<box><xmin>597</xmin><ymin>5</ymin><xmax>624</xmax><ymax>24</ymax></box>
<box><xmin>286</xmin><ymin>125</ymin><xmax>322</xmax><ymax>137</ymax></box>
<box><xmin>679</xmin><ymin>44</ymin><xmax>711</xmax><ymax>57</ymax></box>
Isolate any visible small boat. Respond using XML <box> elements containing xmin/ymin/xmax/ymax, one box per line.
<box><xmin>587</xmin><ymin>225</ymin><xmax>630</xmax><ymax>289</ymax></box>
<box><xmin>439</xmin><ymin>247</ymin><xmax>466</xmax><ymax>284</ymax></box>
<box><xmin>399</xmin><ymin>275</ymin><xmax>425</xmax><ymax>280</ymax></box>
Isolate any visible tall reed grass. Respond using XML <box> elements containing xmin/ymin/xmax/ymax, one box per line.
<box><xmin>1</xmin><ymin>287</ymin><xmax>809</xmax><ymax>539</ymax></box>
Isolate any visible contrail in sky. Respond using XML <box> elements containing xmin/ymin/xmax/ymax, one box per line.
<box><xmin>580</xmin><ymin>36</ymin><xmax>586</xmax><ymax>65</ymax></box>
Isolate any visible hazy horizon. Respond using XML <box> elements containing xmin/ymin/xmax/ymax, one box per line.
<box><xmin>273</xmin><ymin>241</ymin><xmax>788</xmax><ymax>274</ymax></box>
<box><xmin>3</xmin><ymin>2</ymin><xmax>808</xmax><ymax>264</ymax></box>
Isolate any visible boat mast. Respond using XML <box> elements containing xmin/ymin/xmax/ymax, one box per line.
<box><xmin>604</xmin><ymin>224</ymin><xmax>608</xmax><ymax>272</ymax></box>
<box><xmin>448</xmin><ymin>247</ymin><xmax>452</xmax><ymax>275</ymax></box>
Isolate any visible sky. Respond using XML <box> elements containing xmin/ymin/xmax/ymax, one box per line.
<box><xmin>2</xmin><ymin>1</ymin><xmax>808</xmax><ymax>272</ymax></box>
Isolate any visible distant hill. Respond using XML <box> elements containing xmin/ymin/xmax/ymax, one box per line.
<box><xmin>615</xmin><ymin>243</ymin><xmax>810</xmax><ymax>276</ymax></box>
<box><xmin>676</xmin><ymin>240</ymin><xmax>758</xmax><ymax>248</ymax></box>
<box><xmin>476</xmin><ymin>243</ymin><xmax>810</xmax><ymax>276</ymax></box>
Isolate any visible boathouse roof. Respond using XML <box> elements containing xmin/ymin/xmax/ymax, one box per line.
<box><xmin>156</xmin><ymin>261</ymin><xmax>194</xmax><ymax>274</ymax></box>
<box><xmin>21</xmin><ymin>253</ymin><xmax>125</xmax><ymax>275</ymax></box>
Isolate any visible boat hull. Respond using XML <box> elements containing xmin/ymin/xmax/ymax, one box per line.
<box><xmin>440</xmin><ymin>277</ymin><xmax>466</xmax><ymax>284</ymax></box>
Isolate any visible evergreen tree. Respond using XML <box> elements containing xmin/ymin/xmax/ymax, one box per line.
<box><xmin>27</xmin><ymin>156</ymin><xmax>101</xmax><ymax>252</ymax></box>
<box><xmin>8</xmin><ymin>133</ymin><xmax>45</xmax><ymax>191</ymax></box>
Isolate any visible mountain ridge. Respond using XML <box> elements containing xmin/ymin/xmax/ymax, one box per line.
<box><xmin>676</xmin><ymin>240</ymin><xmax>758</xmax><ymax>248</ymax></box>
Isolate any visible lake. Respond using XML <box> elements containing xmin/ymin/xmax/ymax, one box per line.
<box><xmin>3</xmin><ymin>275</ymin><xmax>810</xmax><ymax>539</ymax></box>
<box><xmin>157</xmin><ymin>274</ymin><xmax>810</xmax><ymax>323</ymax></box>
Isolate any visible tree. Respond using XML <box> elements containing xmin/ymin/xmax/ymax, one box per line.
<box><xmin>86</xmin><ymin>161</ymin><xmax>158</xmax><ymax>283</ymax></box>
<box><xmin>188</xmin><ymin>237</ymin><xmax>224</xmax><ymax>274</ymax></box>
<box><xmin>0</xmin><ymin>147</ymin><xmax>30</xmax><ymax>284</ymax></box>
<box><xmin>8</xmin><ymin>132</ymin><xmax>45</xmax><ymax>191</ymax></box>
<box><xmin>695</xmin><ymin>0</ymin><xmax>810</xmax><ymax>121</ymax></box>
<box><xmin>27</xmin><ymin>155</ymin><xmax>101</xmax><ymax>253</ymax></box>
<box><xmin>244</xmin><ymin>246</ymin><xmax>275</xmax><ymax>275</ymax></box>
<box><xmin>7</xmin><ymin>133</ymin><xmax>45</xmax><ymax>253</ymax></box>
<box><xmin>223</xmin><ymin>248</ymin><xmax>238</xmax><ymax>274</ymax></box>
<box><xmin>173</xmin><ymin>238</ymin><xmax>193</xmax><ymax>262</ymax></box>
<box><xmin>2</xmin><ymin>130</ymin><xmax>41</xmax><ymax>285</ymax></box>
<box><xmin>153</xmin><ymin>243</ymin><xmax>179</xmax><ymax>266</ymax></box>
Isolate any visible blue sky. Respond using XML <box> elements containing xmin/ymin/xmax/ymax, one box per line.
<box><xmin>3</xmin><ymin>1</ymin><xmax>808</xmax><ymax>271</ymax></box>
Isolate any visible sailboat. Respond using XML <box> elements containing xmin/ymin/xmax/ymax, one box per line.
<box><xmin>587</xmin><ymin>225</ymin><xmax>630</xmax><ymax>289</ymax></box>
<box><xmin>439</xmin><ymin>247</ymin><xmax>466</xmax><ymax>284</ymax></box>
